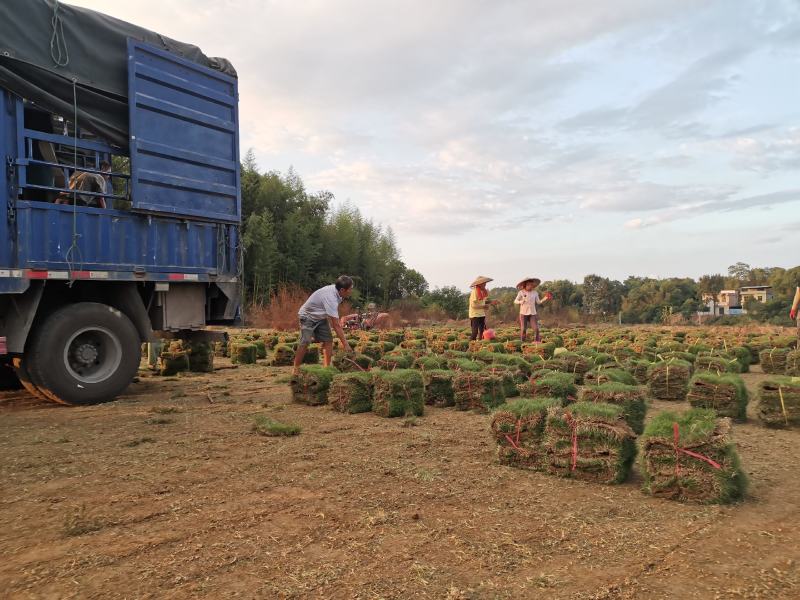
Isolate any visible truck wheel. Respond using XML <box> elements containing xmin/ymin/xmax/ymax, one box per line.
<box><xmin>27</xmin><ymin>303</ymin><xmax>141</xmax><ymax>405</ymax></box>
<box><xmin>12</xmin><ymin>357</ymin><xmax>53</xmax><ymax>402</ymax></box>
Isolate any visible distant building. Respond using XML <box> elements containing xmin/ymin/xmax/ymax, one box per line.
<box><xmin>701</xmin><ymin>286</ymin><xmax>772</xmax><ymax>316</ymax></box>
<box><xmin>739</xmin><ymin>285</ymin><xmax>774</xmax><ymax>306</ymax></box>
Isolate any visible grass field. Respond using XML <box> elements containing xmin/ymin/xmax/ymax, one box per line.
<box><xmin>1</xmin><ymin>329</ymin><xmax>799</xmax><ymax>599</ymax></box>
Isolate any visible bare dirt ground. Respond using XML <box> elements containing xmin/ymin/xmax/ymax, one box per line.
<box><xmin>1</xmin><ymin>360</ymin><xmax>798</xmax><ymax>599</ymax></box>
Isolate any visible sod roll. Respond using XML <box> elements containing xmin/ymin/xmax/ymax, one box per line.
<box><xmin>578</xmin><ymin>382</ymin><xmax>648</xmax><ymax>434</ymax></box>
<box><xmin>686</xmin><ymin>372</ymin><xmax>748</xmax><ymax>422</ymax></box>
<box><xmin>785</xmin><ymin>350</ymin><xmax>800</xmax><ymax>376</ymax></box>
<box><xmin>372</xmin><ymin>369</ymin><xmax>425</xmax><ymax>418</ymax></box>
<box><xmin>328</xmin><ymin>372</ymin><xmax>374</xmax><ymax>413</ymax></box>
<box><xmin>760</xmin><ymin>348</ymin><xmax>790</xmax><ymax>374</ymax></box>
<box><xmin>647</xmin><ymin>359</ymin><xmax>692</xmax><ymax>401</ymax></box>
<box><xmin>640</xmin><ymin>409</ymin><xmax>747</xmax><ymax>504</ymax></box>
<box><xmin>269</xmin><ymin>343</ymin><xmax>295</xmax><ymax>366</ymax></box>
<box><xmin>422</xmin><ymin>369</ymin><xmax>455</xmax><ymax>407</ymax></box>
<box><xmin>332</xmin><ymin>352</ymin><xmax>373</xmax><ymax>372</ymax></box>
<box><xmin>159</xmin><ymin>351</ymin><xmax>190</xmax><ymax>376</ymax></box>
<box><xmin>544</xmin><ymin>402</ymin><xmax>637</xmax><ymax>484</ymax></box>
<box><xmin>453</xmin><ymin>371</ymin><xmax>506</xmax><ymax>413</ymax></box>
<box><xmin>231</xmin><ymin>342</ymin><xmax>258</xmax><ymax>365</ymax></box>
<box><xmin>757</xmin><ymin>377</ymin><xmax>800</xmax><ymax>427</ymax></box>
<box><xmin>490</xmin><ymin>397</ymin><xmax>561</xmax><ymax>470</ymax></box>
<box><xmin>187</xmin><ymin>341</ymin><xmax>214</xmax><ymax>373</ymax></box>
<box><xmin>290</xmin><ymin>365</ymin><xmax>338</xmax><ymax>406</ymax></box>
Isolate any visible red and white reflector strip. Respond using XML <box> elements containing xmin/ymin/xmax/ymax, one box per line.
<box><xmin>0</xmin><ymin>336</ymin><xmax>7</xmax><ymax>355</ymax></box>
<box><xmin>168</xmin><ymin>273</ymin><xmax>199</xmax><ymax>281</ymax></box>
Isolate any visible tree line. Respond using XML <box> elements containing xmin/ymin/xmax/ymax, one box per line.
<box><xmin>240</xmin><ymin>151</ymin><xmax>427</xmax><ymax>308</ymax></box>
<box><xmin>417</xmin><ymin>263</ymin><xmax>799</xmax><ymax>326</ymax></box>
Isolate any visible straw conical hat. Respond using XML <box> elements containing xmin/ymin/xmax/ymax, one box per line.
<box><xmin>470</xmin><ymin>275</ymin><xmax>493</xmax><ymax>287</ymax></box>
<box><xmin>516</xmin><ymin>277</ymin><xmax>541</xmax><ymax>289</ymax></box>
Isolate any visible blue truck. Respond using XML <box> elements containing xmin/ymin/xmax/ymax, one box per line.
<box><xmin>0</xmin><ymin>1</ymin><xmax>241</xmax><ymax>404</ymax></box>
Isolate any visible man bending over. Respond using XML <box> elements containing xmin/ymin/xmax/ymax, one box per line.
<box><xmin>293</xmin><ymin>275</ymin><xmax>354</xmax><ymax>373</ymax></box>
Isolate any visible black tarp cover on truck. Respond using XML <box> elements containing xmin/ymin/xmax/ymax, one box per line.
<box><xmin>0</xmin><ymin>0</ymin><xmax>237</xmax><ymax>147</ymax></box>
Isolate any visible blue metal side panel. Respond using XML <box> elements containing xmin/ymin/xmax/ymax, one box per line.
<box><xmin>13</xmin><ymin>201</ymin><xmax>238</xmax><ymax>275</ymax></box>
<box><xmin>127</xmin><ymin>40</ymin><xmax>241</xmax><ymax>223</ymax></box>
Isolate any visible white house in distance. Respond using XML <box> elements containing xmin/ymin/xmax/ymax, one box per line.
<box><xmin>702</xmin><ymin>285</ymin><xmax>773</xmax><ymax>316</ymax></box>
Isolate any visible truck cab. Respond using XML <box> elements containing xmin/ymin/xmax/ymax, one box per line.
<box><xmin>0</xmin><ymin>1</ymin><xmax>241</xmax><ymax>404</ymax></box>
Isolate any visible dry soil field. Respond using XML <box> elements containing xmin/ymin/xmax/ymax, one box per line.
<box><xmin>1</xmin><ymin>357</ymin><xmax>799</xmax><ymax>599</ymax></box>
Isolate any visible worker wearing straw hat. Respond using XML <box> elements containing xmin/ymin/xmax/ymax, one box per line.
<box><xmin>514</xmin><ymin>277</ymin><xmax>552</xmax><ymax>342</ymax></box>
<box><xmin>468</xmin><ymin>276</ymin><xmax>498</xmax><ymax>340</ymax></box>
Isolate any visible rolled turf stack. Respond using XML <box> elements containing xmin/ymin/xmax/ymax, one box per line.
<box><xmin>376</xmin><ymin>352</ymin><xmax>414</xmax><ymax>370</ymax></box>
<box><xmin>301</xmin><ymin>344</ymin><xmax>321</xmax><ymax>364</ymax></box>
<box><xmin>694</xmin><ymin>355</ymin><xmax>741</xmax><ymax>374</ymax></box>
<box><xmin>578</xmin><ymin>383</ymin><xmax>648</xmax><ymax>434</ymax></box>
<box><xmin>544</xmin><ymin>402</ymin><xmax>637</xmax><ymax>484</ymax></box>
<box><xmin>328</xmin><ymin>372</ymin><xmax>373</xmax><ymax>413</ymax></box>
<box><xmin>159</xmin><ymin>350</ymin><xmax>190</xmax><ymax>375</ymax></box>
<box><xmin>584</xmin><ymin>368</ymin><xmax>636</xmax><ymax>386</ymax></box>
<box><xmin>253</xmin><ymin>340</ymin><xmax>268</xmax><ymax>359</ymax></box>
<box><xmin>422</xmin><ymin>369</ymin><xmax>455</xmax><ymax>407</ymax></box>
<box><xmin>230</xmin><ymin>342</ymin><xmax>258</xmax><ymax>365</ymax></box>
<box><xmin>550</xmin><ymin>352</ymin><xmax>591</xmax><ymax>384</ymax></box>
<box><xmin>290</xmin><ymin>365</ymin><xmax>338</xmax><ymax>406</ymax></box>
<box><xmin>786</xmin><ymin>350</ymin><xmax>800</xmax><ymax>376</ymax></box>
<box><xmin>757</xmin><ymin>377</ymin><xmax>800</xmax><ymax>427</ymax></box>
<box><xmin>490</xmin><ymin>398</ymin><xmax>561</xmax><ymax>469</ymax></box>
<box><xmin>453</xmin><ymin>371</ymin><xmax>506</xmax><ymax>413</ymax></box>
<box><xmin>332</xmin><ymin>352</ymin><xmax>373</xmax><ymax>372</ymax></box>
<box><xmin>625</xmin><ymin>359</ymin><xmax>653</xmax><ymax>384</ymax></box>
<box><xmin>372</xmin><ymin>369</ymin><xmax>425</xmax><ymax>417</ymax></box>
<box><xmin>760</xmin><ymin>348</ymin><xmax>790</xmax><ymax>374</ymax></box>
<box><xmin>639</xmin><ymin>409</ymin><xmax>747</xmax><ymax>504</ymax></box>
<box><xmin>269</xmin><ymin>344</ymin><xmax>294</xmax><ymax>366</ymax></box>
<box><xmin>186</xmin><ymin>341</ymin><xmax>214</xmax><ymax>373</ymax></box>
<box><xmin>518</xmin><ymin>372</ymin><xmax>577</xmax><ymax>404</ymax></box>
<box><xmin>687</xmin><ymin>372</ymin><xmax>748</xmax><ymax>422</ymax></box>
<box><xmin>647</xmin><ymin>359</ymin><xmax>692</xmax><ymax>401</ymax></box>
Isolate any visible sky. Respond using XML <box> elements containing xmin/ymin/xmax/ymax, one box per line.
<box><xmin>71</xmin><ymin>0</ymin><xmax>800</xmax><ymax>289</ymax></box>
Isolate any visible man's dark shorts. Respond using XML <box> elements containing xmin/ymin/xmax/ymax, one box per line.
<box><xmin>299</xmin><ymin>316</ymin><xmax>333</xmax><ymax>345</ymax></box>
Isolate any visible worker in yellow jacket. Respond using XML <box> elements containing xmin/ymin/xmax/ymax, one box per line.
<box><xmin>468</xmin><ymin>276</ymin><xmax>498</xmax><ymax>340</ymax></box>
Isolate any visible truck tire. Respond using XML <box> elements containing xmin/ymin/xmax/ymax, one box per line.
<box><xmin>12</xmin><ymin>357</ymin><xmax>52</xmax><ymax>402</ymax></box>
<box><xmin>27</xmin><ymin>303</ymin><xmax>141</xmax><ymax>405</ymax></box>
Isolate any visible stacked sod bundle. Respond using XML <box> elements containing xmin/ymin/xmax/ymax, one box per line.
<box><xmin>544</xmin><ymin>402</ymin><xmax>637</xmax><ymax>484</ymax></box>
<box><xmin>550</xmin><ymin>352</ymin><xmax>591</xmax><ymax>383</ymax></box>
<box><xmin>518</xmin><ymin>372</ymin><xmax>577</xmax><ymax>403</ymax></box>
<box><xmin>639</xmin><ymin>409</ymin><xmax>747</xmax><ymax>504</ymax></box>
<box><xmin>422</xmin><ymin>370</ymin><xmax>455</xmax><ymax>407</ymax></box>
<box><xmin>328</xmin><ymin>372</ymin><xmax>373</xmax><ymax>413</ymax></box>
<box><xmin>376</xmin><ymin>352</ymin><xmax>414</xmax><ymax>370</ymax></box>
<box><xmin>186</xmin><ymin>341</ymin><xmax>214</xmax><ymax>373</ymax></box>
<box><xmin>757</xmin><ymin>377</ymin><xmax>800</xmax><ymax>427</ymax></box>
<box><xmin>686</xmin><ymin>372</ymin><xmax>748</xmax><ymax>422</ymax></box>
<box><xmin>625</xmin><ymin>359</ymin><xmax>653</xmax><ymax>384</ymax></box>
<box><xmin>159</xmin><ymin>349</ymin><xmax>190</xmax><ymax>375</ymax></box>
<box><xmin>490</xmin><ymin>398</ymin><xmax>560</xmax><ymax>469</ymax></box>
<box><xmin>694</xmin><ymin>355</ymin><xmax>741</xmax><ymax>374</ymax></box>
<box><xmin>413</xmin><ymin>356</ymin><xmax>448</xmax><ymax>370</ymax></box>
<box><xmin>269</xmin><ymin>344</ymin><xmax>295</xmax><ymax>366</ymax></box>
<box><xmin>301</xmin><ymin>344</ymin><xmax>321</xmax><ymax>364</ymax></box>
<box><xmin>584</xmin><ymin>368</ymin><xmax>636</xmax><ymax>386</ymax></box>
<box><xmin>230</xmin><ymin>342</ymin><xmax>257</xmax><ymax>365</ymax></box>
<box><xmin>578</xmin><ymin>383</ymin><xmax>648</xmax><ymax>434</ymax></box>
<box><xmin>760</xmin><ymin>348</ymin><xmax>791</xmax><ymax>374</ymax></box>
<box><xmin>647</xmin><ymin>360</ymin><xmax>692</xmax><ymax>401</ymax></box>
<box><xmin>332</xmin><ymin>352</ymin><xmax>373</xmax><ymax>372</ymax></box>
<box><xmin>253</xmin><ymin>340</ymin><xmax>268</xmax><ymax>359</ymax></box>
<box><xmin>290</xmin><ymin>365</ymin><xmax>338</xmax><ymax>405</ymax></box>
<box><xmin>453</xmin><ymin>371</ymin><xmax>505</xmax><ymax>413</ymax></box>
<box><xmin>372</xmin><ymin>370</ymin><xmax>424</xmax><ymax>417</ymax></box>
<box><xmin>786</xmin><ymin>350</ymin><xmax>800</xmax><ymax>376</ymax></box>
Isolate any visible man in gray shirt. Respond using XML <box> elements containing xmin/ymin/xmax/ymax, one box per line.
<box><xmin>293</xmin><ymin>275</ymin><xmax>354</xmax><ymax>373</ymax></box>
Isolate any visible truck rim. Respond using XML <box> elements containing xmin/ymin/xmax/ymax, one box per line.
<box><xmin>63</xmin><ymin>326</ymin><xmax>123</xmax><ymax>384</ymax></box>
